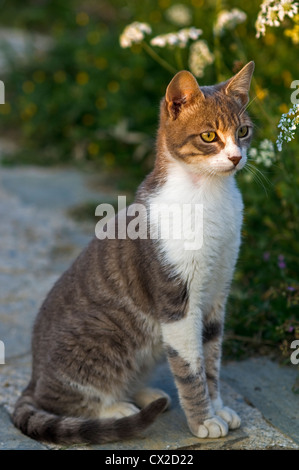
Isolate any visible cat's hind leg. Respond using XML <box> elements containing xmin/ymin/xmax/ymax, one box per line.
<box><xmin>100</xmin><ymin>401</ymin><xmax>140</xmax><ymax>420</ymax></box>
<box><xmin>133</xmin><ymin>387</ymin><xmax>171</xmax><ymax>410</ymax></box>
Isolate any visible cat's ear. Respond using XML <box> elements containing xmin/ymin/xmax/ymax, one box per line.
<box><xmin>165</xmin><ymin>70</ymin><xmax>204</xmax><ymax>119</ymax></box>
<box><xmin>223</xmin><ymin>61</ymin><xmax>255</xmax><ymax>107</ymax></box>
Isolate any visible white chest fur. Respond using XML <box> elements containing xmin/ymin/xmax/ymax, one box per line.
<box><xmin>149</xmin><ymin>163</ymin><xmax>244</xmax><ymax>314</ymax></box>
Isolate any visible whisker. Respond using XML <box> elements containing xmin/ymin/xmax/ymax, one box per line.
<box><xmin>239</xmin><ymin>95</ymin><xmax>259</xmax><ymax>116</ymax></box>
<box><xmin>247</xmin><ymin>162</ymin><xmax>273</xmax><ymax>187</ymax></box>
<box><xmin>247</xmin><ymin>157</ymin><xmax>280</xmax><ymax>172</ymax></box>
<box><xmin>244</xmin><ymin>163</ymin><xmax>271</xmax><ymax>195</ymax></box>
<box><xmin>243</xmin><ymin>166</ymin><xmax>268</xmax><ymax>195</ymax></box>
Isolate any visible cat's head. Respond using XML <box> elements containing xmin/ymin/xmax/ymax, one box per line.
<box><xmin>159</xmin><ymin>61</ymin><xmax>254</xmax><ymax>178</ymax></box>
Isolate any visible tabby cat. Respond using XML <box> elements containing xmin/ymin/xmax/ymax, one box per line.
<box><xmin>13</xmin><ymin>61</ymin><xmax>254</xmax><ymax>444</ymax></box>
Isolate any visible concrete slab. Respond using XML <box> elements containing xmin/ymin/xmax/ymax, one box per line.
<box><xmin>0</xmin><ymin>406</ymin><xmax>48</xmax><ymax>450</ymax></box>
<box><xmin>222</xmin><ymin>357</ymin><xmax>299</xmax><ymax>445</ymax></box>
<box><xmin>0</xmin><ymin>168</ymin><xmax>92</xmax><ymax>359</ymax></box>
<box><xmin>0</xmin><ymin>167</ymin><xmax>112</xmax><ymax>211</ymax></box>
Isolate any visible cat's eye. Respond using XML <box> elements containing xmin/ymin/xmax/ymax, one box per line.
<box><xmin>200</xmin><ymin>131</ymin><xmax>217</xmax><ymax>143</ymax></box>
<box><xmin>237</xmin><ymin>126</ymin><xmax>249</xmax><ymax>138</ymax></box>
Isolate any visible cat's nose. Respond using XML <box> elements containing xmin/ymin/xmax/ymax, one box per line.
<box><xmin>228</xmin><ymin>156</ymin><xmax>242</xmax><ymax>166</ymax></box>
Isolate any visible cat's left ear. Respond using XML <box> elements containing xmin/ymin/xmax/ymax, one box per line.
<box><xmin>222</xmin><ymin>61</ymin><xmax>255</xmax><ymax>107</ymax></box>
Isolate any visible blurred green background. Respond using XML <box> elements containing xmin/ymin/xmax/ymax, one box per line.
<box><xmin>0</xmin><ymin>0</ymin><xmax>298</xmax><ymax>360</ymax></box>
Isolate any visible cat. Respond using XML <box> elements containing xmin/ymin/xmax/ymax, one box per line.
<box><xmin>13</xmin><ymin>61</ymin><xmax>254</xmax><ymax>444</ymax></box>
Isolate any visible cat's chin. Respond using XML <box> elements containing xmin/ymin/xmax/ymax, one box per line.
<box><xmin>203</xmin><ymin>167</ymin><xmax>237</xmax><ymax>178</ymax></box>
<box><xmin>215</xmin><ymin>166</ymin><xmax>237</xmax><ymax>176</ymax></box>
<box><xmin>187</xmin><ymin>167</ymin><xmax>236</xmax><ymax>184</ymax></box>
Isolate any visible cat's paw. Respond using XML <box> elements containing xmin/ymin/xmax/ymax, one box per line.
<box><xmin>193</xmin><ymin>416</ymin><xmax>228</xmax><ymax>439</ymax></box>
<box><xmin>215</xmin><ymin>406</ymin><xmax>241</xmax><ymax>430</ymax></box>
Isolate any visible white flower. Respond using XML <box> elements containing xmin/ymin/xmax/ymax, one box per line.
<box><xmin>149</xmin><ymin>36</ymin><xmax>166</xmax><ymax>47</ymax></box>
<box><xmin>119</xmin><ymin>22</ymin><xmax>152</xmax><ymax>48</ymax></box>
<box><xmin>261</xmin><ymin>0</ymin><xmax>272</xmax><ymax>14</ymax></box>
<box><xmin>150</xmin><ymin>27</ymin><xmax>202</xmax><ymax>48</ymax></box>
<box><xmin>249</xmin><ymin>139</ymin><xmax>276</xmax><ymax>166</ymax></box>
<box><xmin>266</xmin><ymin>6</ymin><xmax>281</xmax><ymax>26</ymax></box>
<box><xmin>249</xmin><ymin>147</ymin><xmax>258</xmax><ymax>157</ymax></box>
<box><xmin>165</xmin><ymin>4</ymin><xmax>192</xmax><ymax>27</ymax></box>
<box><xmin>278</xmin><ymin>0</ymin><xmax>299</xmax><ymax>19</ymax></box>
<box><xmin>214</xmin><ymin>8</ymin><xmax>247</xmax><ymax>36</ymax></box>
<box><xmin>188</xmin><ymin>40</ymin><xmax>214</xmax><ymax>78</ymax></box>
<box><xmin>255</xmin><ymin>17</ymin><xmax>267</xmax><ymax>37</ymax></box>
<box><xmin>168</xmin><ymin>33</ymin><xmax>181</xmax><ymax>46</ymax></box>
<box><xmin>276</xmin><ymin>102</ymin><xmax>299</xmax><ymax>151</ymax></box>
<box><xmin>188</xmin><ymin>27</ymin><xmax>202</xmax><ymax>40</ymax></box>
<box><xmin>255</xmin><ymin>0</ymin><xmax>299</xmax><ymax>37</ymax></box>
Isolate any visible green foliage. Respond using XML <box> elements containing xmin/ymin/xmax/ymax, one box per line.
<box><xmin>1</xmin><ymin>4</ymin><xmax>168</xmax><ymax>172</ymax></box>
<box><xmin>0</xmin><ymin>0</ymin><xmax>299</xmax><ymax>359</ymax></box>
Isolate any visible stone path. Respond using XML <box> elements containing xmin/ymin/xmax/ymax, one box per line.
<box><xmin>0</xmin><ymin>165</ymin><xmax>298</xmax><ymax>450</ymax></box>
<box><xmin>0</xmin><ymin>27</ymin><xmax>52</xmax><ymax>72</ymax></box>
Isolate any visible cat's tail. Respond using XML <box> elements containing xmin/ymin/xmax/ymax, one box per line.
<box><xmin>12</xmin><ymin>393</ymin><xmax>168</xmax><ymax>445</ymax></box>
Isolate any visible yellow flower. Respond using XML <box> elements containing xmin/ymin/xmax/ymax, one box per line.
<box><xmin>279</xmin><ymin>103</ymin><xmax>289</xmax><ymax>114</ymax></box>
<box><xmin>53</xmin><ymin>70</ymin><xmax>67</xmax><ymax>83</ymax></box>
<box><xmin>191</xmin><ymin>0</ymin><xmax>204</xmax><ymax>6</ymax></box>
<box><xmin>158</xmin><ymin>0</ymin><xmax>171</xmax><ymax>8</ymax></box>
<box><xmin>21</xmin><ymin>103</ymin><xmax>37</xmax><ymax>119</ymax></box>
<box><xmin>87</xmin><ymin>31</ymin><xmax>101</xmax><ymax>45</ymax></box>
<box><xmin>104</xmin><ymin>152</ymin><xmax>115</xmax><ymax>166</ymax></box>
<box><xmin>33</xmin><ymin>70</ymin><xmax>46</xmax><ymax>83</ymax></box>
<box><xmin>88</xmin><ymin>142</ymin><xmax>99</xmax><ymax>156</ymax></box>
<box><xmin>76</xmin><ymin>72</ymin><xmax>89</xmax><ymax>85</ymax></box>
<box><xmin>0</xmin><ymin>102</ymin><xmax>11</xmax><ymax>114</ymax></box>
<box><xmin>285</xmin><ymin>25</ymin><xmax>299</xmax><ymax>44</ymax></box>
<box><xmin>94</xmin><ymin>57</ymin><xmax>107</xmax><ymax>70</ymax></box>
<box><xmin>96</xmin><ymin>96</ymin><xmax>107</xmax><ymax>109</ymax></box>
<box><xmin>255</xmin><ymin>84</ymin><xmax>268</xmax><ymax>101</ymax></box>
<box><xmin>107</xmin><ymin>81</ymin><xmax>120</xmax><ymax>93</ymax></box>
<box><xmin>82</xmin><ymin>114</ymin><xmax>95</xmax><ymax>126</ymax></box>
<box><xmin>22</xmin><ymin>81</ymin><xmax>35</xmax><ymax>94</ymax></box>
<box><xmin>282</xmin><ymin>70</ymin><xmax>293</xmax><ymax>87</ymax></box>
<box><xmin>76</xmin><ymin>12</ymin><xmax>89</xmax><ymax>26</ymax></box>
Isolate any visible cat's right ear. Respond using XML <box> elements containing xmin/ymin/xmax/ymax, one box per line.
<box><xmin>223</xmin><ymin>61</ymin><xmax>255</xmax><ymax>107</ymax></box>
<box><xmin>165</xmin><ymin>70</ymin><xmax>204</xmax><ymax>119</ymax></box>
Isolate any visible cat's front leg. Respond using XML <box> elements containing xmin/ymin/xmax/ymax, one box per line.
<box><xmin>161</xmin><ymin>312</ymin><xmax>228</xmax><ymax>439</ymax></box>
<box><xmin>203</xmin><ymin>307</ymin><xmax>241</xmax><ymax>430</ymax></box>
